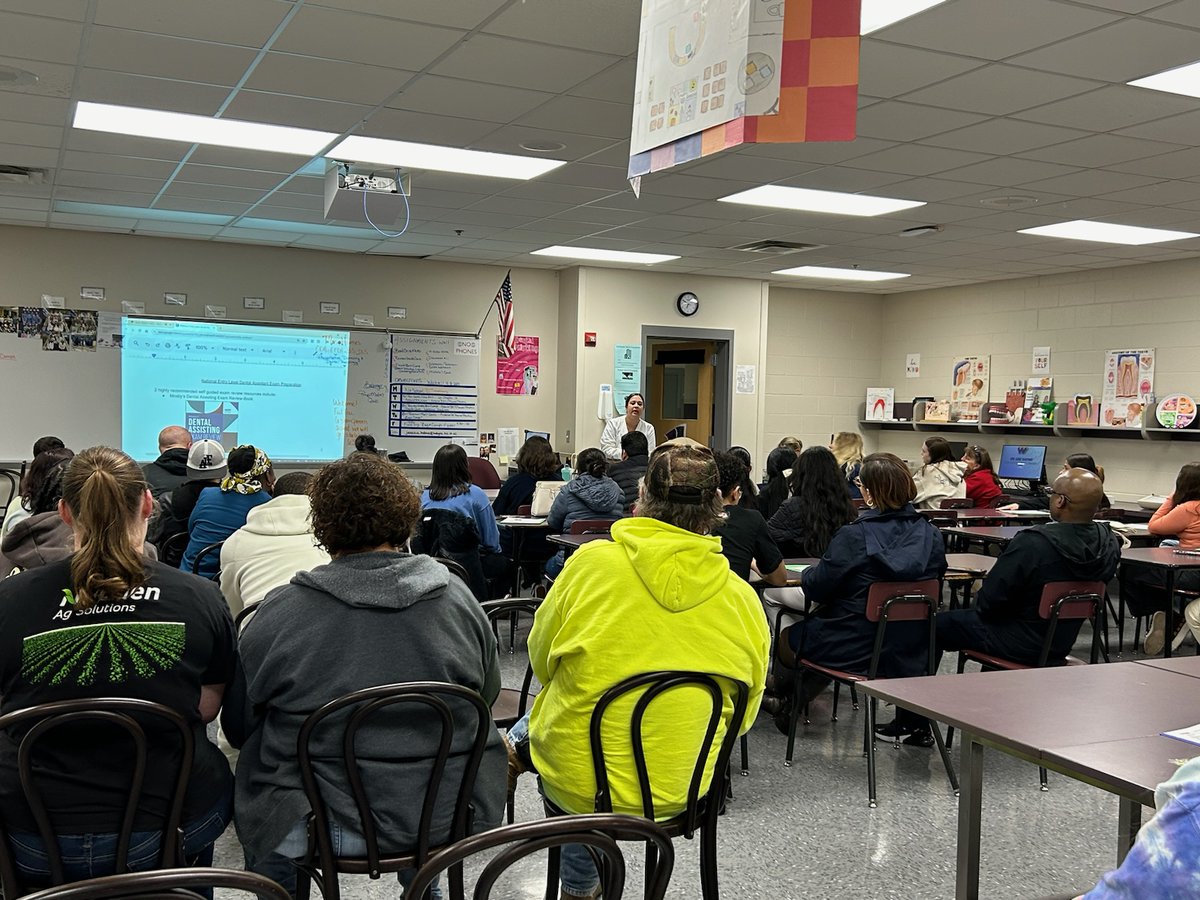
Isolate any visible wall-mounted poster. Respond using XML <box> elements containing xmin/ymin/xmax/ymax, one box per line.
<box><xmin>1101</xmin><ymin>348</ymin><xmax>1154</xmax><ymax>428</ymax></box>
<box><xmin>496</xmin><ymin>335</ymin><xmax>539</xmax><ymax>396</ymax></box>
<box><xmin>865</xmin><ymin>387</ymin><xmax>894</xmax><ymax>421</ymax></box>
<box><xmin>949</xmin><ymin>356</ymin><xmax>990</xmax><ymax>422</ymax></box>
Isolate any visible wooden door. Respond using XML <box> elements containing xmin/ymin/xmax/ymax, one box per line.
<box><xmin>647</xmin><ymin>340</ymin><xmax>715</xmax><ymax>446</ymax></box>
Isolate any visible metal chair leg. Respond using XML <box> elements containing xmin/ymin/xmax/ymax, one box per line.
<box><xmin>1040</xmin><ymin>766</ymin><xmax>1049</xmax><ymax>791</ymax></box>
<box><xmin>739</xmin><ymin>732</ymin><xmax>749</xmax><ymax>776</ymax></box>
<box><xmin>866</xmin><ymin>696</ymin><xmax>878</xmax><ymax>807</ymax></box>
<box><xmin>785</xmin><ymin>674</ymin><xmax>801</xmax><ymax>767</ymax></box>
<box><xmin>932</xmin><ymin>722</ymin><xmax>960</xmax><ymax>795</ymax></box>
<box><xmin>850</xmin><ymin>684</ymin><xmax>859</xmax><ymax>710</ymax></box>
<box><xmin>831</xmin><ymin>682</ymin><xmax>841</xmax><ymax>722</ymax></box>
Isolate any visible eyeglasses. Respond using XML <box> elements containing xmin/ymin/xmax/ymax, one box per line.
<box><xmin>1047</xmin><ymin>489</ymin><xmax>1072</xmax><ymax>504</ymax></box>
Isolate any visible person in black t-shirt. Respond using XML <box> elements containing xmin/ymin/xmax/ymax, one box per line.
<box><xmin>0</xmin><ymin>446</ymin><xmax>236</xmax><ymax>885</ymax></box>
<box><xmin>712</xmin><ymin>451</ymin><xmax>786</xmax><ymax>585</ymax></box>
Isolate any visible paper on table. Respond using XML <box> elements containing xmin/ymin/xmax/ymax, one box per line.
<box><xmin>1162</xmin><ymin>724</ymin><xmax>1200</xmax><ymax>746</ymax></box>
<box><xmin>785</xmin><ymin>564</ymin><xmax>810</xmax><ymax>574</ymax></box>
<box><xmin>498</xmin><ymin>516</ymin><xmax>547</xmax><ymax>526</ymax></box>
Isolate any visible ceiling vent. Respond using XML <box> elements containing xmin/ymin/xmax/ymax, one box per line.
<box><xmin>728</xmin><ymin>239</ymin><xmax>824</xmax><ymax>254</ymax></box>
<box><xmin>0</xmin><ymin>165</ymin><xmax>47</xmax><ymax>184</ymax></box>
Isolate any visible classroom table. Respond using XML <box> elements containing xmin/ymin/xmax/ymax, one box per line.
<box><xmin>941</xmin><ymin>525</ymin><xmax>1031</xmax><ymax>552</ymax></box>
<box><xmin>496</xmin><ymin>514</ymin><xmax>549</xmax><ymax>597</ymax></box>
<box><xmin>943</xmin><ymin>553</ymin><xmax>997</xmax><ymax>608</ymax></box>
<box><xmin>750</xmin><ymin>557</ymin><xmax>818</xmax><ymax>589</ymax></box>
<box><xmin>1117</xmin><ymin>547</ymin><xmax>1200</xmax><ymax>659</ymax></box>
<box><xmin>1135</xmin><ymin>655</ymin><xmax>1200</xmax><ymax>678</ymax></box>
<box><xmin>952</xmin><ymin>510</ymin><xmax>1050</xmax><ymax>524</ymax></box>
<box><xmin>858</xmin><ymin>662</ymin><xmax>1200</xmax><ymax>899</ymax></box>
<box><xmin>482</xmin><ymin>487</ymin><xmax>499</xmax><ymax>500</ymax></box>
<box><xmin>546</xmin><ymin>532</ymin><xmax>610</xmax><ymax>554</ymax></box>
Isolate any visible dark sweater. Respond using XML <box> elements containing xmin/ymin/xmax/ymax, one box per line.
<box><xmin>608</xmin><ymin>454</ymin><xmax>648</xmax><ymax>513</ymax></box>
<box><xmin>142</xmin><ymin>448</ymin><xmax>190</xmax><ymax>498</ymax></box>
<box><xmin>222</xmin><ymin>551</ymin><xmax>506</xmax><ymax>860</ymax></box>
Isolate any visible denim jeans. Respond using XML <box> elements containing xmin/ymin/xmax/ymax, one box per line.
<box><xmin>508</xmin><ymin>714</ymin><xmax>599</xmax><ymax>897</ymax></box>
<box><xmin>250</xmin><ymin>817</ymin><xmax>442</xmax><ymax>899</ymax></box>
<box><xmin>544</xmin><ymin>551</ymin><xmax>566</xmax><ymax>578</ymax></box>
<box><xmin>8</xmin><ymin>794</ymin><xmax>232</xmax><ymax>897</ymax></box>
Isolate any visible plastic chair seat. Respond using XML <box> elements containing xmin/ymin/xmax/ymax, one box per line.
<box><xmin>796</xmin><ymin>659</ymin><xmax>867</xmax><ymax>684</ymax></box>
<box><xmin>491</xmin><ymin>688</ymin><xmax>523</xmax><ymax>729</ymax></box>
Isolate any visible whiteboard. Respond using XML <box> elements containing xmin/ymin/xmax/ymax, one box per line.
<box><xmin>0</xmin><ymin>319</ymin><xmax>480</xmax><ymax>465</ymax></box>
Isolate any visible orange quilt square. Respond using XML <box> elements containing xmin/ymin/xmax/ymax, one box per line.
<box><xmin>808</xmin><ymin>37</ymin><xmax>860</xmax><ymax>87</ymax></box>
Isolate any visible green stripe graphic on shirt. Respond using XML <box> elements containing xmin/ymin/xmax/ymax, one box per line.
<box><xmin>21</xmin><ymin>622</ymin><xmax>186</xmax><ymax>686</ymax></box>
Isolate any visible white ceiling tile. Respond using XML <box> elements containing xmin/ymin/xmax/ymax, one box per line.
<box><xmin>586</xmin><ymin>191</ymin><xmax>695</xmax><ymax>213</ymax></box>
<box><xmin>873</xmin><ymin>177</ymin><xmax>992</xmax><ymax>202</ymax></box>
<box><xmin>222</xmin><ymin>91</ymin><xmax>373</xmax><ymax>132</ymax></box>
<box><xmin>568</xmin><ymin>60</ymin><xmax>636</xmax><ymax>104</ymax></box>
<box><xmin>842</xmin><ymin>144</ymin><xmax>991</xmax><ymax>177</ymax></box>
<box><xmin>54</xmin><ymin>186</ymin><xmax>159</xmax><ymax>206</ymax></box>
<box><xmin>858</xmin><ymin>41</ymin><xmax>984</xmax><ymax>98</ymax></box>
<box><xmin>0</xmin><ymin>12</ymin><xmax>84</xmax><ymax>65</ymax></box>
<box><xmin>305</xmin><ymin>0</ymin><xmax>505</xmax><ymax>30</ymax></box>
<box><xmin>1113</xmin><ymin>109</ymin><xmax>1200</xmax><ymax>144</ymax></box>
<box><xmin>1076</xmin><ymin>0</ymin><xmax>1176</xmax><ymax>11</ymax></box>
<box><xmin>60</xmin><ymin>150</ymin><xmax>181</xmax><ymax>178</ymax></box>
<box><xmin>50</xmin><ymin>212</ymin><xmax>138</xmax><ymax>229</ymax></box>
<box><xmin>289</xmin><ymin>235</ymin><xmax>380</xmax><ymax>252</ymax></box>
<box><xmin>74</xmin><ymin>69</ymin><xmax>229</xmax><ymax>115</ymax></box>
<box><xmin>244</xmin><ymin>52</ymin><xmax>415</xmax><ymax>106</ymax></box>
<box><xmin>155</xmin><ymin>196</ymin><xmax>254</xmax><ymax>215</ymax></box>
<box><xmin>184</xmin><ymin>146</ymin><xmax>307</xmax><ymax>172</ymax></box>
<box><xmin>1018</xmin><ymin>133</ymin><xmax>1183</xmax><ymax>168</ymax></box>
<box><xmin>247</xmin><ymin>204</ymin><xmax>325</xmax><ymax>223</ymax></box>
<box><xmin>1099</xmin><ymin>179</ymin><xmax>1200</xmax><ymax>205</ymax></box>
<box><xmin>3</xmin><ymin>139</ymin><xmax>69</xmax><ymax>166</ymax></box>
<box><xmin>273</xmin><ymin>6</ymin><xmax>465</xmax><ymax>71</ymax></box>
<box><xmin>495</xmin><ymin>181</ymin><xmax>614</xmax><ymax>205</ymax></box>
<box><xmin>386</xmin><ymin>77</ymin><xmax>554</xmax><ymax>125</ymax></box>
<box><xmin>1019</xmin><ymin>168</ymin><xmax>1164</xmax><ymax>196</ymax></box>
<box><xmin>857</xmin><ymin>101</ymin><xmax>988</xmax><ymax>142</ymax></box>
<box><xmin>0</xmin><ymin>91</ymin><xmax>69</xmax><ymax>127</ymax></box>
<box><xmin>1011</xmin><ymin>19</ymin><xmax>1200</xmax><ymax>82</ymax></box>
<box><xmin>778</xmin><ymin>165</ymin><xmax>909</xmax><ymax>193</ymax></box>
<box><xmin>1015</xmin><ymin>85</ymin><xmax>1199</xmax><ymax>131</ymax></box>
<box><xmin>877</xmin><ymin>0</ymin><xmax>1119</xmax><ymax>59</ymax></box>
<box><xmin>486</xmin><ymin>0</ymin><xmax>638</xmax><ymax>55</ymax></box>
<box><xmin>56</xmin><ymin>170</ymin><xmax>165</xmax><ymax>194</ymax></box>
<box><xmin>470</xmin><ymin>125</ymin><xmax>615</xmax><ymax>161</ymax></box>
<box><xmin>1147</xmin><ymin>0</ymin><xmax>1200</xmax><ymax>27</ymax></box>
<box><xmin>904</xmin><ymin>65</ymin><xmax>1101</xmax><ymax>116</ymax></box>
<box><xmin>738</xmin><ymin>137</ymin><xmax>894</xmax><ymax>165</ymax></box>
<box><xmin>0</xmin><ymin>1</ymin><xmax>87</xmax><ymax>20</ymax></box>
<box><xmin>1101</xmin><ymin>145</ymin><xmax>1200</xmax><ymax>179</ymax></box>
<box><xmin>431</xmin><ymin>35</ymin><xmax>619</xmax><ymax>92</ymax></box>
<box><xmin>81</xmin><ymin>27</ymin><xmax>257</xmax><ymax>85</ymax></box>
<box><xmin>515</xmin><ymin>96</ymin><xmax>631</xmax><ymax>140</ymax></box>
<box><xmin>360</xmin><ymin>108</ymin><xmax>500</xmax><ymax>146</ymax></box>
<box><xmin>675</xmin><ymin>153</ymin><xmax>818</xmax><ymax>184</ymax></box>
<box><xmin>94</xmin><ymin>0</ymin><xmax>291</xmax><ymax>46</ymax></box>
<box><xmin>920</xmin><ymin>119</ymin><xmax>1089</xmax><ymax>155</ymax></box>
<box><xmin>0</xmin><ymin>121</ymin><xmax>60</xmax><ymax>149</ymax></box>
<box><xmin>463</xmin><ymin>195</ymin><xmax>573</xmax><ymax>218</ymax></box>
<box><xmin>161</xmin><ymin>181</ymin><xmax>263</xmax><ymax>203</ymax></box>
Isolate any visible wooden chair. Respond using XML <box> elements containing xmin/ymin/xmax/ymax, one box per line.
<box><xmin>939</xmin><ymin>498</ymin><xmax>974</xmax><ymax>509</ymax></box>
<box><xmin>406</xmin><ymin>814</ymin><xmax>675</xmax><ymax>900</ymax></box>
<box><xmin>948</xmin><ymin>580</ymin><xmax>1106</xmax><ymax>789</ymax></box>
<box><xmin>541</xmin><ymin>671</ymin><xmax>748</xmax><ymax>900</ymax></box>
<box><xmin>780</xmin><ymin>580</ymin><xmax>959</xmax><ymax>807</ymax></box>
<box><xmin>293</xmin><ymin>682</ymin><xmax>494</xmax><ymax>900</ymax></box>
<box><xmin>19</xmin><ymin>868</ymin><xmax>291</xmax><ymax>900</ymax></box>
<box><xmin>0</xmin><ymin>699</ymin><xmax>194</xmax><ymax>896</ymax></box>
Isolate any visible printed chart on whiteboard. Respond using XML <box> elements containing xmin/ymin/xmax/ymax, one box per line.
<box><xmin>388</xmin><ymin>334</ymin><xmax>479</xmax><ymax>443</ymax></box>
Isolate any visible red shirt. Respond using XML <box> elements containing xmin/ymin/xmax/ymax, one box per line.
<box><xmin>965</xmin><ymin>468</ymin><xmax>1002</xmax><ymax>506</ymax></box>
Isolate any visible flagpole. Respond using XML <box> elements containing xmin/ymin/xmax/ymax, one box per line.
<box><xmin>473</xmin><ymin>269</ymin><xmax>512</xmax><ymax>338</ymax></box>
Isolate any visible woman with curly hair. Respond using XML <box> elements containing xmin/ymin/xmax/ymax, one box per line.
<box><xmin>223</xmin><ymin>452</ymin><xmax>506</xmax><ymax>897</ymax></box>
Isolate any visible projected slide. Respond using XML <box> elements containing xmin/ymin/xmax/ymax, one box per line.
<box><xmin>121</xmin><ymin>318</ymin><xmax>350</xmax><ymax>461</ymax></box>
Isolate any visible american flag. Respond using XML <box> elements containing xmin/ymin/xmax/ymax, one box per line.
<box><xmin>494</xmin><ymin>270</ymin><xmax>515</xmax><ymax>358</ymax></box>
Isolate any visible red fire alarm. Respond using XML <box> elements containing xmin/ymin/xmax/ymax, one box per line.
<box><xmin>584</xmin><ymin>332</ymin><xmax>597</xmax><ymax>347</ymax></box>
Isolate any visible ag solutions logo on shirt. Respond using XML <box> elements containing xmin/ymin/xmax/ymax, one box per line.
<box><xmin>185</xmin><ymin>400</ymin><xmax>239</xmax><ymax>444</ymax></box>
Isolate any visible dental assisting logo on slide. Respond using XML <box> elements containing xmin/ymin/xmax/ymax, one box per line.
<box><xmin>186</xmin><ymin>401</ymin><xmax>239</xmax><ymax>444</ymax></box>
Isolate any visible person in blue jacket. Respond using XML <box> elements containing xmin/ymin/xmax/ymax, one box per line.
<box><xmin>421</xmin><ymin>443</ymin><xmax>509</xmax><ymax>583</ymax></box>
<box><xmin>181</xmin><ymin>444</ymin><xmax>274</xmax><ymax>578</ymax></box>
<box><xmin>774</xmin><ymin>452</ymin><xmax>946</xmax><ymax>740</ymax></box>
<box><xmin>544</xmin><ymin>448</ymin><xmax>623</xmax><ymax>578</ymax></box>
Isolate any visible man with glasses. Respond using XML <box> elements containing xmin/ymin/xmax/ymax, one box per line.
<box><xmin>936</xmin><ymin>466</ymin><xmax>1119</xmax><ymax>666</ymax></box>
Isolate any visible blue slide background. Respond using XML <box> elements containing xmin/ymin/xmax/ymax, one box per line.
<box><xmin>121</xmin><ymin>318</ymin><xmax>350</xmax><ymax>461</ymax></box>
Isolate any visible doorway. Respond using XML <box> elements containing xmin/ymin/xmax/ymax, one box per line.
<box><xmin>647</xmin><ymin>340</ymin><xmax>716</xmax><ymax>446</ymax></box>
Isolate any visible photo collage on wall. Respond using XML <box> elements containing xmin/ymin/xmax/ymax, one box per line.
<box><xmin>6</xmin><ymin>307</ymin><xmax>99</xmax><ymax>351</ymax></box>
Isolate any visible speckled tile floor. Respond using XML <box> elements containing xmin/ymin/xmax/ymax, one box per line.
<box><xmin>212</xmin><ymin>619</ymin><xmax>1171</xmax><ymax>899</ymax></box>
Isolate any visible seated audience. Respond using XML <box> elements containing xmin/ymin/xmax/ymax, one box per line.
<box><xmin>492</xmin><ymin>435</ymin><xmax>562</xmax><ymax>518</ymax></box>
<box><xmin>758</xmin><ymin>446</ymin><xmax>798</xmax><ymax>521</ymax></box>
<box><xmin>181</xmin><ymin>445</ymin><xmax>274</xmax><ymax>579</ymax></box>
<box><xmin>149</xmin><ymin>439</ymin><xmax>227</xmax><ymax>565</ymax></box>
<box><xmin>512</xmin><ymin>443</ymin><xmax>768</xmax><ymax>899</ymax></box>
<box><xmin>713</xmin><ymin>451</ymin><xmax>785</xmax><ymax>585</ymax></box>
<box><xmin>936</xmin><ymin>467</ymin><xmax>1118</xmax><ymax>665</ymax></box>
<box><xmin>963</xmin><ymin>445</ymin><xmax>1003</xmax><ymax>507</ymax></box>
<box><xmin>778</xmin><ymin>436</ymin><xmax>803</xmax><ymax>453</ymax></box>
<box><xmin>218</xmin><ymin>472</ymin><xmax>330</xmax><ymax>617</ymax></box>
<box><xmin>607</xmin><ymin>431</ymin><xmax>649</xmax><ymax>513</ymax></box>
<box><xmin>729</xmin><ymin>446</ymin><xmax>759</xmax><ymax>510</ymax></box>
<box><xmin>830</xmin><ymin>431</ymin><xmax>865</xmax><ymax>500</ymax></box>
<box><xmin>774</xmin><ymin>453</ymin><xmax>946</xmax><ymax>740</ymax></box>
<box><xmin>1076</xmin><ymin>754</ymin><xmax>1200</xmax><ymax>898</ymax></box>
<box><xmin>142</xmin><ymin>425</ymin><xmax>193</xmax><ymax>498</ymax></box>
<box><xmin>544</xmin><ymin>448</ymin><xmax>623</xmax><ymax>578</ymax></box>
<box><xmin>1143</xmin><ymin>462</ymin><xmax>1200</xmax><ymax>655</ymax></box>
<box><xmin>223</xmin><ymin>453</ymin><xmax>505</xmax><ymax>896</ymax></box>
<box><xmin>1</xmin><ymin>449</ymin><xmax>157</xmax><ymax>576</ymax></box>
<box><xmin>0</xmin><ymin>447</ymin><xmax>235</xmax><ymax>882</ymax></box>
<box><xmin>1063</xmin><ymin>453</ymin><xmax>1111</xmax><ymax>512</ymax></box>
<box><xmin>421</xmin><ymin>443</ymin><xmax>508</xmax><ymax>583</ymax></box>
<box><xmin>767</xmin><ymin>446</ymin><xmax>858</xmax><ymax>559</ymax></box>
<box><xmin>0</xmin><ymin>447</ymin><xmax>75</xmax><ymax>573</ymax></box>
<box><xmin>2</xmin><ymin>436</ymin><xmax>68</xmax><ymax>540</ymax></box>
<box><xmin>912</xmin><ymin>437</ymin><xmax>967</xmax><ymax>509</ymax></box>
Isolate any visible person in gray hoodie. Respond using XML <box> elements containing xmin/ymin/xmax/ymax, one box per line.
<box><xmin>912</xmin><ymin>436</ymin><xmax>967</xmax><ymax>509</ymax></box>
<box><xmin>544</xmin><ymin>447</ymin><xmax>623</xmax><ymax>578</ymax></box>
<box><xmin>221</xmin><ymin>453</ymin><xmax>506</xmax><ymax>897</ymax></box>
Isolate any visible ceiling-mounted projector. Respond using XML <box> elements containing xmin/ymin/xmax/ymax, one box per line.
<box><xmin>324</xmin><ymin>162</ymin><xmax>411</xmax><ymax>226</ymax></box>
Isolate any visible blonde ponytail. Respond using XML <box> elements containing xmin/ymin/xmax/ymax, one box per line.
<box><xmin>62</xmin><ymin>447</ymin><xmax>148</xmax><ymax>609</ymax></box>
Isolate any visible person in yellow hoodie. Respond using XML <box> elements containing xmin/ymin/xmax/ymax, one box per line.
<box><xmin>510</xmin><ymin>442</ymin><xmax>769</xmax><ymax>900</ymax></box>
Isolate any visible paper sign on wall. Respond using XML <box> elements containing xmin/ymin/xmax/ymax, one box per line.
<box><xmin>736</xmin><ymin>364</ymin><xmax>756</xmax><ymax>394</ymax></box>
<box><xmin>905</xmin><ymin>353</ymin><xmax>920</xmax><ymax>378</ymax></box>
<box><xmin>614</xmin><ymin>344</ymin><xmax>642</xmax><ymax>396</ymax></box>
<box><xmin>496</xmin><ymin>335</ymin><xmax>539</xmax><ymax>395</ymax></box>
<box><xmin>282</xmin><ymin>310</ymin><xmax>303</xmax><ymax>323</ymax></box>
<box><xmin>1101</xmin><ymin>348</ymin><xmax>1155</xmax><ymax>428</ymax></box>
<box><xmin>1032</xmin><ymin>346</ymin><xmax>1051</xmax><ymax>375</ymax></box>
<box><xmin>949</xmin><ymin>356</ymin><xmax>989</xmax><ymax>422</ymax></box>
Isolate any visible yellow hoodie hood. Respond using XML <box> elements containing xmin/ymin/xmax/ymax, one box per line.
<box><xmin>607</xmin><ymin>516</ymin><xmax>731</xmax><ymax>612</ymax></box>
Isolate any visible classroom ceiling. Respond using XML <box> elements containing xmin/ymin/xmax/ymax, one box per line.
<box><xmin>4</xmin><ymin>0</ymin><xmax>1200</xmax><ymax>292</ymax></box>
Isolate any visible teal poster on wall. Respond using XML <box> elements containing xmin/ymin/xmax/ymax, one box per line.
<box><xmin>614</xmin><ymin>344</ymin><xmax>641</xmax><ymax>398</ymax></box>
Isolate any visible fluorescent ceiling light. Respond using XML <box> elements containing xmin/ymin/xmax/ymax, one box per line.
<box><xmin>1018</xmin><ymin>220</ymin><xmax>1199</xmax><ymax>245</ymax></box>
<box><xmin>531</xmin><ymin>246</ymin><xmax>679</xmax><ymax>265</ymax></box>
<box><xmin>331</xmin><ymin>135</ymin><xmax>566</xmax><ymax>180</ymax></box>
<box><xmin>73</xmin><ymin>101</ymin><xmax>336</xmax><ymax>155</ymax></box>
<box><xmin>773</xmin><ymin>265</ymin><xmax>910</xmax><ymax>282</ymax></box>
<box><xmin>1129</xmin><ymin>59</ymin><xmax>1200</xmax><ymax>99</ymax></box>
<box><xmin>861</xmin><ymin>0</ymin><xmax>950</xmax><ymax>34</ymax></box>
<box><xmin>719</xmin><ymin>185</ymin><xmax>925</xmax><ymax>217</ymax></box>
